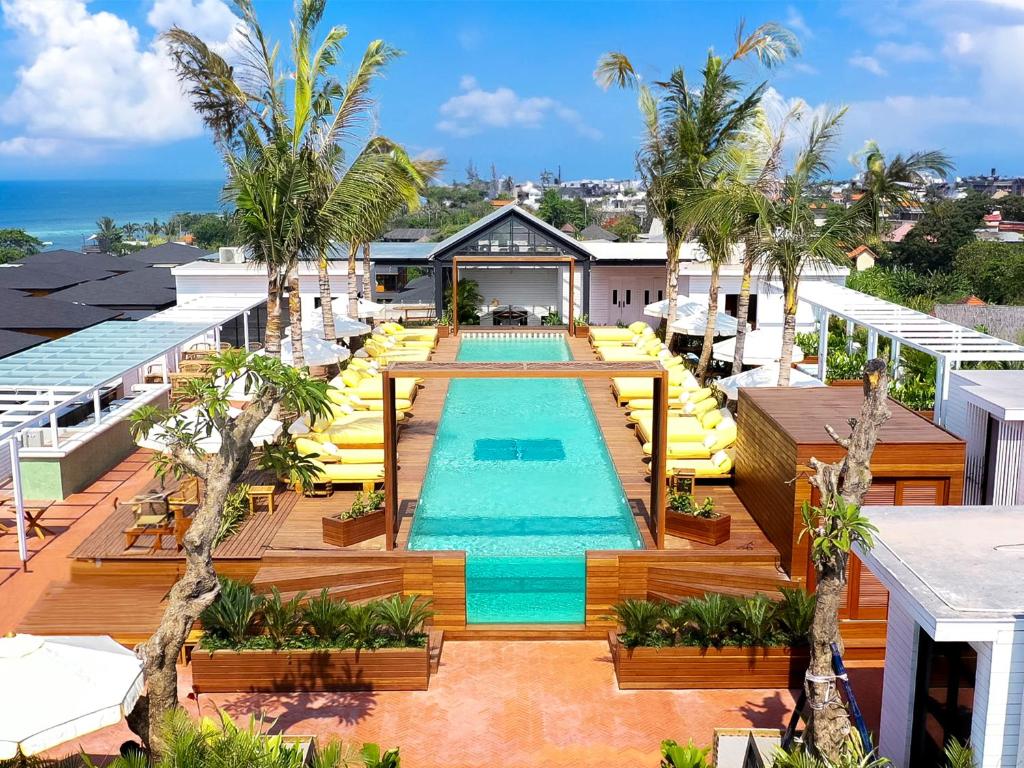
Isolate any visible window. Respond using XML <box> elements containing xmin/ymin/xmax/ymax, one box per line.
<box><xmin>911</xmin><ymin>633</ymin><xmax>976</xmax><ymax>765</ymax></box>
<box><xmin>644</xmin><ymin>290</ymin><xmax>650</xmax><ymax>305</ymax></box>
<box><xmin>658</xmin><ymin>290</ymin><xmax>664</xmax><ymax>301</ymax></box>
<box><xmin>612</xmin><ymin>289</ymin><xmax>618</xmax><ymax>305</ymax></box>
<box><xmin>624</xmin><ymin>290</ymin><xmax>631</xmax><ymax>306</ymax></box>
<box><xmin>458</xmin><ymin>218</ymin><xmax>572</xmax><ymax>255</ymax></box>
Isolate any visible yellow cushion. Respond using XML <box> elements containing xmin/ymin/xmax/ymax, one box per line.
<box><xmin>684</xmin><ymin>397</ymin><xmax>717</xmax><ymax>417</ymax></box>
<box><xmin>341</xmin><ymin>369</ymin><xmax>364</xmax><ymax>388</ymax></box>
<box><xmin>317</xmin><ymin>420</ymin><xmax>385</xmax><ymax>447</ymax></box>
<box><xmin>686</xmin><ymin>387</ymin><xmax>713</xmax><ymax>404</ymax></box>
<box><xmin>701</xmin><ymin>409</ymin><xmax>723</xmax><ymax>430</ymax></box>
<box><xmin>295</xmin><ymin>437</ymin><xmax>338</xmax><ymax>460</ymax></box>
<box><xmin>628</xmin><ymin>321</ymin><xmax>650</xmax><ymax>334</ymax></box>
<box><xmin>668</xmin><ymin>442</ymin><xmax>712</xmax><ymax>460</ymax></box>
<box><xmin>704</xmin><ymin>422</ymin><xmax>737</xmax><ymax>452</ymax></box>
<box><xmin>634</xmin><ymin>413</ymin><xmax>705</xmax><ymax>443</ymax></box>
<box><xmin>590</xmin><ymin>327</ymin><xmax>634</xmax><ymax>342</ymax></box>
<box><xmin>336</xmin><ymin>448</ymin><xmax>386</xmax><ymax>464</ymax></box>
<box><xmin>354</xmin><ymin>376</ymin><xmax>419</xmax><ymax>401</ymax></box>
<box><xmin>662</xmin><ymin>355</ymin><xmax>684</xmax><ymax>369</ymax></box>
<box><xmin>317</xmin><ymin>463</ymin><xmax>386</xmax><ymax>483</ymax></box>
<box><xmin>666</xmin><ymin>452</ymin><xmax>733</xmax><ymax>477</ymax></box>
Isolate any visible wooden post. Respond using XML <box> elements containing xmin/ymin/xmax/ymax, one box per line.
<box><xmin>452</xmin><ymin>258</ymin><xmax>460</xmax><ymax>336</ymax></box>
<box><xmin>568</xmin><ymin>260</ymin><xmax>575</xmax><ymax>335</ymax></box>
<box><xmin>382</xmin><ymin>370</ymin><xmax>399</xmax><ymax>550</ymax></box>
<box><xmin>650</xmin><ymin>371</ymin><xmax>669</xmax><ymax>548</ymax></box>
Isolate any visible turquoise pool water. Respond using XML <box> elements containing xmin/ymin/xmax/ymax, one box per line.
<box><xmin>408</xmin><ymin>336</ymin><xmax>641</xmax><ymax>623</ymax></box>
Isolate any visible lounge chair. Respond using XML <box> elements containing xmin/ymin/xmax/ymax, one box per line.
<box><xmin>664</xmin><ymin>449</ymin><xmax>734</xmax><ymax>479</ymax></box>
<box><xmin>589</xmin><ymin>321</ymin><xmax>651</xmax><ymax>344</ymax></box>
<box><xmin>379</xmin><ymin>321</ymin><xmax>438</xmax><ymax>344</ymax></box>
<box><xmin>300</xmin><ymin>458</ymin><xmax>386</xmax><ymax>493</ymax></box>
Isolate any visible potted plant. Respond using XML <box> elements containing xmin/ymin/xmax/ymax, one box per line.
<box><xmin>322</xmin><ymin>489</ymin><xmax>386</xmax><ymax>547</ymax></box>
<box><xmin>573</xmin><ymin>313</ymin><xmax>590</xmax><ymax>338</ymax></box>
<box><xmin>664</xmin><ymin>489</ymin><xmax>731</xmax><ymax>545</ymax></box>
<box><xmin>542</xmin><ymin>308</ymin><xmax>563</xmax><ymax>326</ymax></box>
<box><xmin>436</xmin><ymin>308</ymin><xmax>452</xmax><ymax>338</ymax></box>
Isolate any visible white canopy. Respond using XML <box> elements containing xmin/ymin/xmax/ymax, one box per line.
<box><xmin>308</xmin><ymin>311</ymin><xmax>371</xmax><ymax>338</ymax></box>
<box><xmin>712</xmin><ymin>328</ymin><xmax>804</xmax><ymax>366</ymax></box>
<box><xmin>644</xmin><ymin>298</ymin><xmax>740</xmax><ymax>336</ymax></box>
<box><xmin>136</xmin><ymin>405</ymin><xmax>282</xmax><ymax>453</ymax></box>
<box><xmin>714</xmin><ymin>364</ymin><xmax>826</xmax><ymax>401</ymax></box>
<box><xmin>280</xmin><ymin>332</ymin><xmax>351</xmax><ymax>367</ymax></box>
<box><xmin>0</xmin><ymin>634</ymin><xmax>144</xmax><ymax>758</ymax></box>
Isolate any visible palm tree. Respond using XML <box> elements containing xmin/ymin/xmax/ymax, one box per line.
<box><xmin>122</xmin><ymin>221</ymin><xmax>140</xmax><ymax>241</ymax></box>
<box><xmin>755</xmin><ymin>110</ymin><xmax>868</xmax><ymax>385</ymax></box>
<box><xmin>852</xmin><ymin>141</ymin><xmax>952</xmax><ymax>245</ymax></box>
<box><xmin>94</xmin><ymin>216</ymin><xmax>122</xmax><ymax>253</ymax></box>
<box><xmin>595</xmin><ymin>23</ymin><xmax>798</xmax><ymax>358</ymax></box>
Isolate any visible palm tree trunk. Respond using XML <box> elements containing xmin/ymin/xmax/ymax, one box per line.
<box><xmin>287</xmin><ymin>264</ymin><xmax>304</xmax><ymax>368</ymax></box>
<box><xmin>318</xmin><ymin>250</ymin><xmax>336</xmax><ymax>342</ymax></box>
<box><xmin>695</xmin><ymin>264</ymin><xmax>719</xmax><ymax>382</ymax></box>
<box><xmin>664</xmin><ymin>234</ymin><xmax>680</xmax><ymax>348</ymax></box>
<box><xmin>732</xmin><ymin>235</ymin><xmax>755</xmax><ymax>375</ymax></box>
<box><xmin>265</xmin><ymin>268</ymin><xmax>283</xmax><ymax>358</ymax></box>
<box><xmin>777</xmin><ymin>283</ymin><xmax>798</xmax><ymax>386</ymax></box>
<box><xmin>362</xmin><ymin>242</ymin><xmax>373</xmax><ymax>298</ymax></box>
<box><xmin>347</xmin><ymin>242</ymin><xmax>360</xmax><ymax>320</ymax></box>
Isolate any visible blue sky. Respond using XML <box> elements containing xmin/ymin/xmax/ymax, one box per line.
<box><xmin>0</xmin><ymin>0</ymin><xmax>1021</xmax><ymax>182</ymax></box>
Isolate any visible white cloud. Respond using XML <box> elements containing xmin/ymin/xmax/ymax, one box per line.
<box><xmin>786</xmin><ymin>6</ymin><xmax>813</xmax><ymax>39</ymax></box>
<box><xmin>0</xmin><ymin>0</ymin><xmax>241</xmax><ymax>157</ymax></box>
<box><xmin>874</xmin><ymin>41</ymin><xmax>934</xmax><ymax>62</ymax></box>
<box><xmin>436</xmin><ymin>76</ymin><xmax>601</xmax><ymax>140</ymax></box>
<box><xmin>791</xmin><ymin>62</ymin><xmax>819</xmax><ymax>75</ymax></box>
<box><xmin>848</xmin><ymin>54</ymin><xmax>887</xmax><ymax>76</ymax></box>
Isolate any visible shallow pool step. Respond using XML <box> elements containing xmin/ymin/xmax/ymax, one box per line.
<box><xmin>466</xmin><ymin>557</ymin><xmax>586</xmax><ymax>624</ymax></box>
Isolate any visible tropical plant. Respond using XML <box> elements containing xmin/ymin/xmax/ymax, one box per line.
<box><xmin>200</xmin><ymin>577</ymin><xmax>264</xmax><ymax>646</ymax></box>
<box><xmin>342</xmin><ymin>489</ymin><xmax>385</xmax><ymax>519</ymax></box>
<box><xmin>542</xmin><ymin>310</ymin><xmax>563</xmax><ymax>326</ymax></box>
<box><xmin>258</xmin><ymin>440</ymin><xmax>323</xmax><ymax>492</ymax></box>
<box><xmin>771</xmin><ymin>738</ymin><xmax>891</xmax><ymax>768</ymax></box>
<box><xmin>596</xmin><ymin>22</ymin><xmax>798</xmax><ymax>361</ymax></box>
<box><xmin>342</xmin><ymin>602</ymin><xmax>385</xmax><ymax>650</ymax></box>
<box><xmin>613</xmin><ymin>598</ymin><xmax>664</xmax><ymax>648</ymax></box>
<box><xmin>661</xmin><ymin>602</ymin><xmax>691</xmax><ymax>644</ymax></box>
<box><xmin>213</xmin><ymin>483</ymin><xmax>251</xmax><ymax>547</ymax></box>
<box><xmin>889</xmin><ymin>378</ymin><xmax>935</xmax><ymax>411</ymax></box>
<box><xmin>127</xmin><ymin>349</ymin><xmax>331</xmax><ymax>751</ymax></box>
<box><xmin>444</xmin><ymin>277</ymin><xmax>483</xmax><ymax>325</ymax></box>
<box><xmin>374</xmin><ymin>595</ymin><xmax>433</xmax><ymax>645</ymax></box>
<box><xmin>667</xmin><ymin>490</ymin><xmax>717</xmax><ymax>518</ymax></box>
<box><xmin>736</xmin><ymin>593</ymin><xmax>777</xmax><ymax>646</ymax></box>
<box><xmin>262</xmin><ymin>587</ymin><xmax>306</xmax><ymax>648</ymax></box>
<box><xmin>94</xmin><ymin>216</ymin><xmax>123</xmax><ymax>253</ymax></box>
<box><xmin>776</xmin><ymin>587</ymin><xmax>816</xmax><ymax>646</ymax></box>
<box><xmin>685</xmin><ymin>592</ymin><xmax>737</xmax><ymax>647</ymax></box>
<box><xmin>0</xmin><ymin>228</ymin><xmax>43</xmax><ymax>263</ymax></box>
<box><xmin>660</xmin><ymin>739</ymin><xmax>710</xmax><ymax>768</ymax></box>
<box><xmin>303</xmin><ymin>588</ymin><xmax>349</xmax><ymax>644</ymax></box>
<box><xmin>851</xmin><ymin>140</ymin><xmax>952</xmax><ymax>245</ymax></box>
<box><xmin>943</xmin><ymin>738</ymin><xmax>976</xmax><ymax>768</ymax></box>
<box><xmin>826</xmin><ymin>350</ymin><xmax>867</xmax><ymax>382</ymax></box>
<box><xmin>359</xmin><ymin>743</ymin><xmax>401</xmax><ymax>768</ymax></box>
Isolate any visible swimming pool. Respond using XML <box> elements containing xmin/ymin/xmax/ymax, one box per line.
<box><xmin>408</xmin><ymin>335</ymin><xmax>642</xmax><ymax>623</ymax></box>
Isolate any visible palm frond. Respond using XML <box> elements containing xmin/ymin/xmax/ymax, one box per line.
<box><xmin>594</xmin><ymin>52</ymin><xmax>639</xmax><ymax>90</ymax></box>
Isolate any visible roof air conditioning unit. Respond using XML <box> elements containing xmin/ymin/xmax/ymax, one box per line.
<box><xmin>219</xmin><ymin>246</ymin><xmax>245</xmax><ymax>264</ymax></box>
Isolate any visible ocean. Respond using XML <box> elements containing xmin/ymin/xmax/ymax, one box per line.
<box><xmin>0</xmin><ymin>179</ymin><xmax>225</xmax><ymax>251</ymax></box>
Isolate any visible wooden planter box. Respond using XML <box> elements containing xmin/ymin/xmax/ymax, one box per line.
<box><xmin>609</xmin><ymin>632</ymin><xmax>808</xmax><ymax>690</ymax></box>
<box><xmin>322</xmin><ymin>509</ymin><xmax>385</xmax><ymax>547</ymax></box>
<box><xmin>915</xmin><ymin>409</ymin><xmax>935</xmax><ymax>422</ymax></box>
<box><xmin>665</xmin><ymin>510</ymin><xmax>731</xmax><ymax>545</ymax></box>
<box><xmin>436</xmin><ymin>325</ymin><xmax>450</xmax><ymax>339</ymax></box>
<box><xmin>191</xmin><ymin>643</ymin><xmax>433</xmax><ymax>692</ymax></box>
<box><xmin>574</xmin><ymin>324</ymin><xmax>590</xmax><ymax>338</ymax></box>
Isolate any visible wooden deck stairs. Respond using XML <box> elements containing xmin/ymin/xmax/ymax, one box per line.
<box><xmin>647</xmin><ymin>561</ymin><xmax>796</xmax><ymax>602</ymax></box>
<box><xmin>249</xmin><ymin>562</ymin><xmax>404</xmax><ymax>605</ymax></box>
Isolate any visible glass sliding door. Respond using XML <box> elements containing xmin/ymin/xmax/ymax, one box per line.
<box><xmin>910</xmin><ymin>630</ymin><xmax>977</xmax><ymax>765</ymax></box>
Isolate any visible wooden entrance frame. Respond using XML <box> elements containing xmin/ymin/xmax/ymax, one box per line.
<box><xmin>451</xmin><ymin>256</ymin><xmax>576</xmax><ymax>336</ymax></box>
<box><xmin>381</xmin><ymin>360</ymin><xmax>670</xmax><ymax>551</ymax></box>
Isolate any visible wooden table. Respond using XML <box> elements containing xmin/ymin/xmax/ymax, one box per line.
<box><xmin>246</xmin><ymin>485</ymin><xmax>276</xmax><ymax>514</ymax></box>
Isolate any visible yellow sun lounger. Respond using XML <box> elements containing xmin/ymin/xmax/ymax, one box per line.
<box><xmin>313</xmin><ymin>419</ymin><xmax>387</xmax><ymax>448</ymax></box>
<box><xmin>633</xmin><ymin>412</ymin><xmax>706</xmax><ymax>444</ymax></box>
<box><xmin>294</xmin><ymin>438</ymin><xmax>386</xmax><ymax>465</ymax></box>
<box><xmin>664</xmin><ymin>450</ymin><xmax>734</xmax><ymax>479</ymax></box>
<box><xmin>380</xmin><ymin>322</ymin><xmax>438</xmax><ymax>343</ymax></box>
<box><xmin>304</xmin><ymin>459</ymin><xmax>386</xmax><ymax>491</ymax></box>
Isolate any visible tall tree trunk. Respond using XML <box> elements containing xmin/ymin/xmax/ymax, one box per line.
<box><xmin>287</xmin><ymin>264</ymin><xmax>304</xmax><ymax>368</ymax></box>
<box><xmin>732</xmin><ymin>234</ymin><xmax>755</xmax><ymax>375</ymax></box>
<box><xmin>318</xmin><ymin>249</ymin><xmax>336</xmax><ymax>343</ymax></box>
<box><xmin>664</xmin><ymin>234</ymin><xmax>680</xmax><ymax>348</ymax></box>
<box><xmin>777</xmin><ymin>283</ymin><xmax>798</xmax><ymax>386</ymax></box>
<box><xmin>803</xmin><ymin>359</ymin><xmax>891</xmax><ymax>762</ymax></box>
<box><xmin>695</xmin><ymin>263</ymin><xmax>720</xmax><ymax>382</ymax></box>
<box><xmin>264</xmin><ymin>269</ymin><xmax>283</xmax><ymax>358</ymax></box>
<box><xmin>347</xmin><ymin>242</ymin><xmax>360</xmax><ymax>320</ymax></box>
<box><xmin>362</xmin><ymin>242</ymin><xmax>373</xmax><ymax>298</ymax></box>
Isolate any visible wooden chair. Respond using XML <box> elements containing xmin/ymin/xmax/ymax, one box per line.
<box><xmin>168</xmin><ymin>477</ymin><xmax>201</xmax><ymax>514</ymax></box>
<box><xmin>122</xmin><ymin>495</ymin><xmax>173</xmax><ymax>551</ymax></box>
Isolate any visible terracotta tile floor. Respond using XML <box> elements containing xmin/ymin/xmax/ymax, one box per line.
<box><xmin>53</xmin><ymin>642</ymin><xmax>883</xmax><ymax>768</ymax></box>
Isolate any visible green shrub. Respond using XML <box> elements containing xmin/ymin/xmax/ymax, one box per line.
<box><xmin>667</xmin><ymin>491</ymin><xmax>717</xmax><ymax>518</ymax></box>
<box><xmin>776</xmin><ymin>587</ymin><xmax>816</xmax><ymax>646</ymax></box>
<box><xmin>613</xmin><ymin>598</ymin><xmax>665</xmax><ymax>648</ymax></box>
<box><xmin>343</xmin><ymin>603</ymin><xmax>385</xmax><ymax>650</ymax></box>
<box><xmin>342</xmin><ymin>489</ymin><xmax>385</xmax><ymax>520</ymax></box>
<box><xmin>684</xmin><ymin>593</ymin><xmax>737</xmax><ymax>648</ymax></box>
<box><xmin>200</xmin><ymin>577</ymin><xmax>264</xmax><ymax>646</ymax></box>
<box><xmin>375</xmin><ymin>595</ymin><xmax>433</xmax><ymax>645</ymax></box>
<box><xmin>660</xmin><ymin>739</ymin><xmax>710</xmax><ymax>768</ymax></box>
<box><xmin>302</xmin><ymin>588</ymin><xmax>348</xmax><ymax>643</ymax></box>
<box><xmin>736</xmin><ymin>593</ymin><xmax>777</xmax><ymax>646</ymax></box>
<box><xmin>262</xmin><ymin>587</ymin><xmax>306</xmax><ymax>648</ymax></box>
<box><xmin>661</xmin><ymin>602</ymin><xmax>691</xmax><ymax>644</ymax></box>
<box><xmin>213</xmin><ymin>484</ymin><xmax>251</xmax><ymax>547</ymax></box>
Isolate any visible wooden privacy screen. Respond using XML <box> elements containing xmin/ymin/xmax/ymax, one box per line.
<box><xmin>451</xmin><ymin>255</ymin><xmax>576</xmax><ymax>335</ymax></box>
<box><xmin>382</xmin><ymin>360</ymin><xmax>670</xmax><ymax>550</ymax></box>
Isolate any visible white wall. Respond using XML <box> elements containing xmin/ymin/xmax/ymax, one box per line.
<box><xmin>970</xmin><ymin>633</ymin><xmax>1024</xmax><ymax>768</ymax></box>
<box><xmin>462</xmin><ymin>265</ymin><xmax>560</xmax><ymax>321</ymax></box>
<box><xmin>879</xmin><ymin>598</ymin><xmax>921</xmax><ymax>767</ymax></box>
<box><xmin>559</xmin><ymin>264</ymin><xmax>583</xmax><ymax>322</ymax></box>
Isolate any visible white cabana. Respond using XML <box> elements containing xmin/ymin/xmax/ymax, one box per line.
<box><xmin>136</xmin><ymin>405</ymin><xmax>282</xmax><ymax>453</ymax></box>
<box><xmin>280</xmin><ymin>332</ymin><xmax>351</xmax><ymax>367</ymax></box>
<box><xmin>714</xmin><ymin>364</ymin><xmax>825</xmax><ymax>401</ymax></box>
<box><xmin>0</xmin><ymin>634</ymin><xmax>144</xmax><ymax>758</ymax></box>
<box><xmin>712</xmin><ymin>328</ymin><xmax>804</xmax><ymax>366</ymax></box>
<box><xmin>644</xmin><ymin>298</ymin><xmax>740</xmax><ymax>336</ymax></box>
<box><xmin>308</xmin><ymin>311</ymin><xmax>371</xmax><ymax>337</ymax></box>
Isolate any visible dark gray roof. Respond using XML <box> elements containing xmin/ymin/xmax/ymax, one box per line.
<box><xmin>579</xmin><ymin>223</ymin><xmax>619</xmax><ymax>241</ymax></box>
<box><xmin>0</xmin><ymin>262</ymin><xmax>113</xmax><ymax>291</ymax></box>
<box><xmin>47</xmin><ymin>268</ymin><xmax>177</xmax><ymax>308</ymax></box>
<box><xmin>0</xmin><ymin>329</ymin><xmax>46</xmax><ymax>359</ymax></box>
<box><xmin>380</xmin><ymin>274</ymin><xmax>434</xmax><ymax>305</ymax></box>
<box><xmin>381</xmin><ymin>228</ymin><xmax>438</xmax><ymax>242</ymax></box>
<box><xmin>20</xmin><ymin>250</ymin><xmax>143</xmax><ymax>273</ymax></box>
<box><xmin>0</xmin><ymin>288</ymin><xmax>121</xmax><ymax>331</ymax></box>
<box><xmin>126</xmin><ymin>242</ymin><xmax>212</xmax><ymax>265</ymax></box>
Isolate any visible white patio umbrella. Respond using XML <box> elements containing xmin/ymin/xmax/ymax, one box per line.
<box><xmin>357</xmin><ymin>298</ymin><xmax>386</xmax><ymax>318</ymax></box>
<box><xmin>136</xmin><ymin>405</ymin><xmax>282</xmax><ymax>453</ymax></box>
<box><xmin>0</xmin><ymin>634</ymin><xmax>144</xmax><ymax>758</ymax></box>
<box><xmin>308</xmin><ymin>311</ymin><xmax>371</xmax><ymax>337</ymax></box>
<box><xmin>714</xmin><ymin>363</ymin><xmax>825</xmax><ymax>400</ymax></box>
<box><xmin>712</xmin><ymin>328</ymin><xmax>804</xmax><ymax>366</ymax></box>
<box><xmin>280</xmin><ymin>332</ymin><xmax>351</xmax><ymax>367</ymax></box>
<box><xmin>644</xmin><ymin>297</ymin><xmax>740</xmax><ymax>336</ymax></box>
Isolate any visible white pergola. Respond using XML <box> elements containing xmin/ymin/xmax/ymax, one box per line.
<box><xmin>795</xmin><ymin>281</ymin><xmax>1024</xmax><ymax>424</ymax></box>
